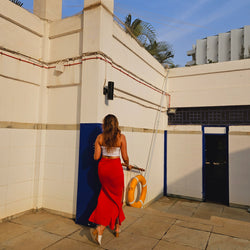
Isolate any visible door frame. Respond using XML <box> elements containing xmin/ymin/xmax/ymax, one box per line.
<box><xmin>202</xmin><ymin>125</ymin><xmax>229</xmax><ymax>204</ymax></box>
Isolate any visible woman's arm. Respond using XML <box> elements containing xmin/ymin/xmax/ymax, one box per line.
<box><xmin>94</xmin><ymin>134</ymin><xmax>102</xmax><ymax>160</ymax></box>
<box><xmin>120</xmin><ymin>134</ymin><xmax>132</xmax><ymax>170</ymax></box>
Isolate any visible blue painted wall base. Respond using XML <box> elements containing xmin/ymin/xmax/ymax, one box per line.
<box><xmin>164</xmin><ymin>130</ymin><xmax>167</xmax><ymax>196</ymax></box>
<box><xmin>75</xmin><ymin>123</ymin><xmax>102</xmax><ymax>226</ymax></box>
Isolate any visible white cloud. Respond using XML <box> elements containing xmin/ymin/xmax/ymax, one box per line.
<box><xmin>160</xmin><ymin>0</ymin><xmax>250</xmax><ymax>43</ymax></box>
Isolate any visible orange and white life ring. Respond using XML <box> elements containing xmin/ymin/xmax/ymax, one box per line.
<box><xmin>127</xmin><ymin>175</ymin><xmax>147</xmax><ymax>208</ymax></box>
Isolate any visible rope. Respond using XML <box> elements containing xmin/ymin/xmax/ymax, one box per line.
<box><xmin>144</xmin><ymin>69</ymin><xmax>170</xmax><ymax>180</ymax></box>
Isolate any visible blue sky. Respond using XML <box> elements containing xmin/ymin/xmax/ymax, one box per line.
<box><xmin>21</xmin><ymin>0</ymin><xmax>250</xmax><ymax>67</ymax></box>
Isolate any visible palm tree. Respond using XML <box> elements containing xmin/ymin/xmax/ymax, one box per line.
<box><xmin>9</xmin><ymin>0</ymin><xmax>23</xmax><ymax>7</ymax></box>
<box><xmin>124</xmin><ymin>14</ymin><xmax>156</xmax><ymax>47</ymax></box>
<box><xmin>146</xmin><ymin>41</ymin><xmax>174</xmax><ymax>67</ymax></box>
<box><xmin>124</xmin><ymin>14</ymin><xmax>174</xmax><ymax>67</ymax></box>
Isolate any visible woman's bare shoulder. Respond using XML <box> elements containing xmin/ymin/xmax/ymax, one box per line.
<box><xmin>120</xmin><ymin>133</ymin><xmax>126</xmax><ymax>141</ymax></box>
<box><xmin>96</xmin><ymin>133</ymin><xmax>103</xmax><ymax>143</ymax></box>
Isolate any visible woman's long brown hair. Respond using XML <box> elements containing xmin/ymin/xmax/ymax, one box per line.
<box><xmin>103</xmin><ymin>114</ymin><xmax>121</xmax><ymax>149</ymax></box>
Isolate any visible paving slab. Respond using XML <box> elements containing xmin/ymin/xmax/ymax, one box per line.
<box><xmin>0</xmin><ymin>222</ymin><xmax>32</xmax><ymax>243</ymax></box>
<box><xmin>120</xmin><ymin>213</ymin><xmax>141</xmax><ymax>231</ymax></box>
<box><xmin>46</xmin><ymin>237</ymin><xmax>100</xmax><ymax>250</ymax></box>
<box><xmin>175</xmin><ymin>200</ymin><xmax>200</xmax><ymax>208</ymax></box>
<box><xmin>192</xmin><ymin>202</ymin><xmax>224</xmax><ymax>220</ymax></box>
<box><xmin>167</xmin><ymin>202</ymin><xmax>197</xmax><ymax>217</ymax></box>
<box><xmin>212</xmin><ymin>216</ymin><xmax>250</xmax><ymax>241</ymax></box>
<box><xmin>69</xmin><ymin>225</ymin><xmax>114</xmax><ymax>247</ymax></box>
<box><xmin>123</xmin><ymin>216</ymin><xmax>172</xmax><ymax>239</ymax></box>
<box><xmin>103</xmin><ymin>231</ymin><xmax>159</xmax><ymax>250</ymax></box>
<box><xmin>221</xmin><ymin>206</ymin><xmax>250</xmax><ymax>223</ymax></box>
<box><xmin>0</xmin><ymin>228</ymin><xmax>62</xmax><ymax>250</ymax></box>
<box><xmin>154</xmin><ymin>240</ymin><xmax>201</xmax><ymax>250</ymax></box>
<box><xmin>39</xmin><ymin>216</ymin><xmax>81</xmax><ymax>236</ymax></box>
<box><xmin>174</xmin><ymin>219</ymin><xmax>213</xmax><ymax>232</ymax></box>
<box><xmin>157</xmin><ymin>196</ymin><xmax>179</xmax><ymax>205</ymax></box>
<box><xmin>123</xmin><ymin>206</ymin><xmax>145</xmax><ymax>218</ymax></box>
<box><xmin>207</xmin><ymin>233</ymin><xmax>250</xmax><ymax>250</ymax></box>
<box><xmin>11</xmin><ymin>211</ymin><xmax>57</xmax><ymax>228</ymax></box>
<box><xmin>147</xmin><ymin>198</ymin><xmax>176</xmax><ymax>212</ymax></box>
<box><xmin>162</xmin><ymin>224</ymin><xmax>210</xmax><ymax>249</ymax></box>
<box><xmin>1</xmin><ymin>197</ymin><xmax>250</xmax><ymax>249</ymax></box>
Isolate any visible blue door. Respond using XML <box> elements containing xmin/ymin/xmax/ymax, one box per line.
<box><xmin>75</xmin><ymin>123</ymin><xmax>102</xmax><ymax>226</ymax></box>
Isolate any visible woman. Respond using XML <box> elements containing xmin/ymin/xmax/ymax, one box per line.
<box><xmin>89</xmin><ymin>114</ymin><xmax>131</xmax><ymax>245</ymax></box>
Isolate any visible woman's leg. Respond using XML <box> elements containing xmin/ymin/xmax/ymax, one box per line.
<box><xmin>97</xmin><ymin>224</ymin><xmax>106</xmax><ymax>235</ymax></box>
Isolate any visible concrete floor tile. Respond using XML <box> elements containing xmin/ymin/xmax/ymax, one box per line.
<box><xmin>154</xmin><ymin>240</ymin><xmax>201</xmax><ymax>250</ymax></box>
<box><xmin>175</xmin><ymin>219</ymin><xmax>212</xmax><ymax>232</ymax></box>
<box><xmin>123</xmin><ymin>206</ymin><xmax>145</xmax><ymax>218</ymax></box>
<box><xmin>199</xmin><ymin>202</ymin><xmax>225</xmax><ymax>210</ymax></box>
<box><xmin>175</xmin><ymin>200</ymin><xmax>200</xmax><ymax>208</ymax></box>
<box><xmin>141</xmin><ymin>213</ymin><xmax>175</xmax><ymax>224</ymax></box>
<box><xmin>69</xmin><ymin>226</ymin><xmax>114</xmax><ymax>247</ymax></box>
<box><xmin>207</xmin><ymin>233</ymin><xmax>250</xmax><ymax>250</ymax></box>
<box><xmin>221</xmin><ymin>206</ymin><xmax>250</xmax><ymax>223</ymax></box>
<box><xmin>124</xmin><ymin>216</ymin><xmax>172</xmax><ymax>239</ymax></box>
<box><xmin>121</xmin><ymin>214</ymin><xmax>140</xmax><ymax>231</ymax></box>
<box><xmin>212</xmin><ymin>218</ymin><xmax>250</xmax><ymax>241</ymax></box>
<box><xmin>192</xmin><ymin>203</ymin><xmax>224</xmax><ymax>220</ymax></box>
<box><xmin>0</xmin><ymin>222</ymin><xmax>32</xmax><ymax>243</ymax></box>
<box><xmin>1</xmin><ymin>228</ymin><xmax>62</xmax><ymax>250</ymax></box>
<box><xmin>11</xmin><ymin>211</ymin><xmax>57</xmax><ymax>228</ymax></box>
<box><xmin>1</xmin><ymin>198</ymin><xmax>250</xmax><ymax>250</ymax></box>
<box><xmin>157</xmin><ymin>196</ymin><xmax>178</xmax><ymax>204</ymax></box>
<box><xmin>46</xmin><ymin>237</ymin><xmax>100</xmax><ymax>250</ymax></box>
<box><xmin>147</xmin><ymin>199</ymin><xmax>176</xmax><ymax>212</ymax></box>
<box><xmin>163</xmin><ymin>225</ymin><xmax>210</xmax><ymax>249</ymax></box>
<box><xmin>39</xmin><ymin>216</ymin><xmax>81</xmax><ymax>236</ymax></box>
<box><xmin>103</xmin><ymin>231</ymin><xmax>159</xmax><ymax>250</ymax></box>
<box><xmin>167</xmin><ymin>203</ymin><xmax>197</xmax><ymax>217</ymax></box>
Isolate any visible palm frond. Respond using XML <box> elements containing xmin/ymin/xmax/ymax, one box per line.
<box><xmin>124</xmin><ymin>14</ymin><xmax>175</xmax><ymax>66</ymax></box>
<box><xmin>9</xmin><ymin>0</ymin><xmax>23</xmax><ymax>7</ymax></box>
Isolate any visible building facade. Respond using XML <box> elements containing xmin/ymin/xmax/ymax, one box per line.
<box><xmin>186</xmin><ymin>25</ymin><xmax>250</xmax><ymax>66</ymax></box>
<box><xmin>1</xmin><ymin>0</ymin><xmax>250</xmax><ymax>224</ymax></box>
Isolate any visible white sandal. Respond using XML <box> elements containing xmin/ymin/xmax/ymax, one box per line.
<box><xmin>90</xmin><ymin>228</ymin><xmax>102</xmax><ymax>245</ymax></box>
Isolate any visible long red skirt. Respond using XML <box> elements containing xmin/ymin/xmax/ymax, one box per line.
<box><xmin>89</xmin><ymin>158</ymin><xmax>125</xmax><ymax>230</ymax></box>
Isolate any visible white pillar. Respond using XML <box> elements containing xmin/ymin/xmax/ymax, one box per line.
<box><xmin>33</xmin><ymin>0</ymin><xmax>62</xmax><ymax>21</ymax></box>
<box><xmin>207</xmin><ymin>36</ymin><xmax>218</xmax><ymax>63</ymax></box>
<box><xmin>80</xmin><ymin>0</ymin><xmax>114</xmax><ymax>123</ymax></box>
<box><xmin>244</xmin><ymin>25</ymin><xmax>250</xmax><ymax>59</ymax></box>
<box><xmin>218</xmin><ymin>32</ymin><xmax>230</xmax><ymax>62</ymax></box>
<box><xmin>196</xmin><ymin>39</ymin><xmax>207</xmax><ymax>65</ymax></box>
<box><xmin>231</xmin><ymin>28</ymin><xmax>244</xmax><ymax>61</ymax></box>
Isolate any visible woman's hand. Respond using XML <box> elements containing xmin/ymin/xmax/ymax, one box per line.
<box><xmin>127</xmin><ymin>164</ymin><xmax>132</xmax><ymax>171</ymax></box>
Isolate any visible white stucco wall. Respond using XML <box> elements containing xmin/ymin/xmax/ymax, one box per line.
<box><xmin>1</xmin><ymin>0</ymin><xmax>250</xmax><ymax>221</ymax></box>
<box><xmin>167</xmin><ymin>60</ymin><xmax>250</xmax><ymax>206</ymax></box>
<box><xmin>168</xmin><ymin>59</ymin><xmax>250</xmax><ymax>108</ymax></box>
<box><xmin>229</xmin><ymin>126</ymin><xmax>250</xmax><ymax>206</ymax></box>
<box><xmin>0</xmin><ymin>0</ymin><xmax>47</xmax><ymax>219</ymax></box>
<box><xmin>0</xmin><ymin>0</ymin><xmax>168</xmax><ymax>219</ymax></box>
<box><xmin>166</xmin><ymin>127</ymin><xmax>202</xmax><ymax>199</ymax></box>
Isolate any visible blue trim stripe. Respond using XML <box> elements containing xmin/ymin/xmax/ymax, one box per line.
<box><xmin>164</xmin><ymin>130</ymin><xmax>167</xmax><ymax>196</ymax></box>
<box><xmin>202</xmin><ymin>126</ymin><xmax>205</xmax><ymax>201</ymax></box>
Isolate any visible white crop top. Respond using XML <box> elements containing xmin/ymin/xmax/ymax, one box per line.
<box><xmin>101</xmin><ymin>146</ymin><xmax>120</xmax><ymax>157</ymax></box>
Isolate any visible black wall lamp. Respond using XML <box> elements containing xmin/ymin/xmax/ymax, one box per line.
<box><xmin>103</xmin><ymin>81</ymin><xmax>114</xmax><ymax>100</ymax></box>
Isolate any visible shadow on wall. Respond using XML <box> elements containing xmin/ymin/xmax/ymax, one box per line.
<box><xmin>229</xmin><ymin>147</ymin><xmax>250</xmax><ymax>206</ymax></box>
<box><xmin>167</xmin><ymin>146</ymin><xmax>250</xmax><ymax>207</ymax></box>
<box><xmin>167</xmin><ymin>168</ymin><xmax>203</xmax><ymax>200</ymax></box>
<box><xmin>72</xmin><ymin>14</ymin><xmax>84</xmax><ymax>216</ymax></box>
